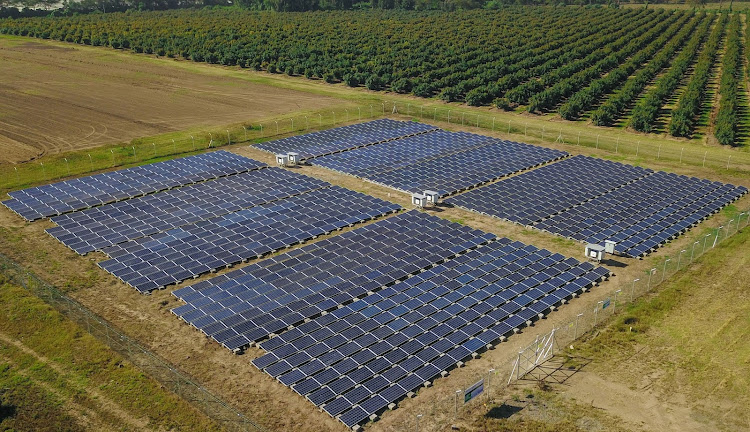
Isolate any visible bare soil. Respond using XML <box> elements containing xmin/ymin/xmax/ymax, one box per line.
<box><xmin>0</xmin><ymin>38</ymin><xmax>339</xmax><ymax>164</ymax></box>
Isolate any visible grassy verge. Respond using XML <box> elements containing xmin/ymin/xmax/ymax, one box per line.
<box><xmin>0</xmin><ymin>277</ymin><xmax>221</xmax><ymax>431</ymax></box>
<box><xmin>566</xmin><ymin>225</ymin><xmax>750</xmax><ymax>430</ymax></box>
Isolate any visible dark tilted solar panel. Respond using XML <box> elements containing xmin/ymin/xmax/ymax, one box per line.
<box><xmin>312</xmin><ymin>131</ymin><xmax>567</xmax><ymax>197</ymax></box>
<box><xmin>2</xmin><ymin>151</ymin><xmax>265</xmax><ymax>221</ymax></box>
<box><xmin>98</xmin><ymin>186</ymin><xmax>401</xmax><ymax>293</ymax></box>
<box><xmin>251</xmin><ymin>238</ymin><xmax>610</xmax><ymax>428</ymax></box>
<box><xmin>536</xmin><ymin>171</ymin><xmax>748</xmax><ymax>257</ymax></box>
<box><xmin>254</xmin><ymin>119</ymin><xmax>438</xmax><ymax>160</ymax></box>
<box><xmin>447</xmin><ymin>155</ymin><xmax>653</xmax><ymax>225</ymax></box>
<box><xmin>46</xmin><ymin>168</ymin><xmax>329</xmax><ymax>255</ymax></box>
<box><xmin>171</xmin><ymin>210</ymin><xmax>496</xmax><ymax>350</ymax></box>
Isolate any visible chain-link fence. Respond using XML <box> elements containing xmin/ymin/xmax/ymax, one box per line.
<box><xmin>383</xmin><ymin>206</ymin><xmax>749</xmax><ymax>432</ymax></box>
<box><xmin>5</xmin><ymin>99</ymin><xmax>749</xmax><ymax>195</ymax></box>
<box><xmin>391</xmin><ymin>101</ymin><xmax>750</xmax><ymax>172</ymax></box>
<box><xmin>1</xmin><ymin>103</ymin><xmax>381</xmax><ymax>193</ymax></box>
<box><xmin>0</xmin><ymin>253</ymin><xmax>269</xmax><ymax>432</ymax></box>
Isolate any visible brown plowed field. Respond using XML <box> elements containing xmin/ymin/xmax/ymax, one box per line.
<box><xmin>0</xmin><ymin>37</ymin><xmax>339</xmax><ymax>164</ymax></box>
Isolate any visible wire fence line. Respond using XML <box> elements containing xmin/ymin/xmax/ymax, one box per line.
<box><xmin>391</xmin><ymin>101</ymin><xmax>750</xmax><ymax>172</ymax></box>
<box><xmin>1</xmin><ymin>103</ymin><xmax>382</xmax><ymax>193</ymax></box>
<box><xmin>0</xmin><ymin>253</ymin><xmax>269</xmax><ymax>432</ymax></box>
<box><xmin>383</xmin><ymin>205</ymin><xmax>749</xmax><ymax>432</ymax></box>
<box><xmin>5</xmin><ymin>99</ymin><xmax>749</xmax><ymax>195</ymax></box>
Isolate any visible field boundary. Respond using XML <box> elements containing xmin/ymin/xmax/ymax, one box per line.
<box><xmin>0</xmin><ymin>252</ymin><xmax>269</xmax><ymax>432</ymax></box>
<box><xmin>4</xmin><ymin>98</ymin><xmax>748</xmax><ymax>197</ymax></box>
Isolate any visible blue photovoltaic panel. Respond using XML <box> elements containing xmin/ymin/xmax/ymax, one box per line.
<box><xmin>446</xmin><ymin>155</ymin><xmax>653</xmax><ymax>225</ymax></box>
<box><xmin>251</xmin><ymin>238</ymin><xmax>610</xmax><ymax>428</ymax></box>
<box><xmin>2</xmin><ymin>151</ymin><xmax>265</xmax><ymax>221</ymax></box>
<box><xmin>310</xmin><ymin>130</ymin><xmax>496</xmax><ymax>177</ymax></box>
<box><xmin>536</xmin><ymin>172</ymin><xmax>748</xmax><ymax>257</ymax></box>
<box><xmin>98</xmin><ymin>186</ymin><xmax>401</xmax><ymax>293</ymax></box>
<box><xmin>254</xmin><ymin>119</ymin><xmax>437</xmax><ymax>160</ymax></box>
<box><xmin>171</xmin><ymin>210</ymin><xmax>495</xmax><ymax>350</ymax></box>
<box><xmin>312</xmin><ymin>131</ymin><xmax>567</xmax><ymax>197</ymax></box>
<box><xmin>46</xmin><ymin>168</ymin><xmax>329</xmax><ymax>255</ymax></box>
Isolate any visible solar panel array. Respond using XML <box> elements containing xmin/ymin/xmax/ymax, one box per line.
<box><xmin>2</xmin><ymin>151</ymin><xmax>264</xmax><ymax>221</ymax></box>
<box><xmin>312</xmin><ymin>131</ymin><xmax>567</xmax><ymax>197</ymax></box>
<box><xmin>536</xmin><ymin>172</ymin><xmax>748</xmax><ymax>257</ymax></box>
<box><xmin>255</xmin><ymin>119</ymin><xmax>437</xmax><ymax>160</ymax></box>
<box><xmin>46</xmin><ymin>168</ymin><xmax>329</xmax><ymax>255</ymax></box>
<box><xmin>98</xmin><ymin>186</ymin><xmax>401</xmax><ymax>293</ymax></box>
<box><xmin>446</xmin><ymin>155</ymin><xmax>653</xmax><ymax>225</ymax></box>
<box><xmin>171</xmin><ymin>211</ymin><xmax>496</xmax><ymax>350</ymax></box>
<box><xmin>249</xmin><ymin>237</ymin><xmax>610</xmax><ymax>427</ymax></box>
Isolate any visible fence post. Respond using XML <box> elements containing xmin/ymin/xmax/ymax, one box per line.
<box><xmin>630</xmin><ymin>278</ymin><xmax>639</xmax><ymax>302</ymax></box>
<box><xmin>594</xmin><ymin>302</ymin><xmax>601</xmax><ymax>326</ymax></box>
<box><xmin>661</xmin><ymin>258</ymin><xmax>671</xmax><ymax>283</ymax></box>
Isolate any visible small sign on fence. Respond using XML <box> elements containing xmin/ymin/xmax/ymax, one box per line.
<box><xmin>464</xmin><ymin>378</ymin><xmax>484</xmax><ymax>403</ymax></box>
<box><xmin>602</xmin><ymin>298</ymin><xmax>611</xmax><ymax>309</ymax></box>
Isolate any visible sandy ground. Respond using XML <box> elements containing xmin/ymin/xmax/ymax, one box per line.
<box><xmin>0</xmin><ymin>118</ymin><xmax>747</xmax><ymax>431</ymax></box>
<box><xmin>0</xmin><ymin>38</ymin><xmax>340</xmax><ymax>164</ymax></box>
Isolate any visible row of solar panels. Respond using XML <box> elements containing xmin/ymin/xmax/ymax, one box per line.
<box><xmin>447</xmin><ymin>156</ymin><xmax>748</xmax><ymax>257</ymax></box>
<box><xmin>254</xmin><ymin>118</ymin><xmax>438</xmax><ymax>160</ymax></box>
<box><xmin>3</xmin><ymin>151</ymin><xmax>264</xmax><ymax>221</ymax></box>
<box><xmin>258</xmin><ymin>120</ymin><xmax>568</xmax><ymax>198</ymax></box>
<box><xmin>3</xmin><ymin>151</ymin><xmax>404</xmax><ymax>293</ymax></box>
<box><xmin>170</xmin><ymin>211</ymin><xmax>610</xmax><ymax>428</ymax></box>
<box><xmin>99</xmin><ymin>186</ymin><xmax>400</xmax><ymax>293</ymax></box>
<box><xmin>312</xmin><ymin>131</ymin><xmax>567</xmax><ymax>197</ymax></box>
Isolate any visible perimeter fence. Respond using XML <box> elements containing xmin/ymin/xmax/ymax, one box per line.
<box><xmin>0</xmin><ymin>252</ymin><xmax>269</xmax><ymax>432</ymax></box>
<box><xmin>4</xmin><ymin>100</ymin><xmax>749</xmax><ymax>195</ymax></box>
<box><xmin>384</xmin><ymin>204</ymin><xmax>749</xmax><ymax>432</ymax></box>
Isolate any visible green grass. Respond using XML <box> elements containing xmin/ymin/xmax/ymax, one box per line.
<box><xmin>566</xmin><ymin>226</ymin><xmax>750</xmax><ymax>431</ymax></box>
<box><xmin>0</xmin><ymin>362</ymin><xmax>83</xmax><ymax>432</ymax></box>
<box><xmin>0</xmin><ymin>277</ymin><xmax>221</xmax><ymax>431</ymax></box>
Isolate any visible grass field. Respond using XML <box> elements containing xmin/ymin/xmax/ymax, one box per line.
<box><xmin>558</xmin><ymin>224</ymin><xmax>750</xmax><ymax>431</ymax></box>
<box><xmin>0</xmin><ymin>277</ymin><xmax>220</xmax><ymax>431</ymax></box>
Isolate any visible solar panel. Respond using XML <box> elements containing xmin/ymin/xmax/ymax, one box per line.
<box><xmin>312</xmin><ymin>130</ymin><xmax>567</xmax><ymax>197</ymax></box>
<box><xmin>171</xmin><ymin>211</ymin><xmax>496</xmax><ymax>350</ymax></box>
<box><xmin>2</xmin><ymin>151</ymin><xmax>265</xmax><ymax>221</ymax></box>
<box><xmin>254</xmin><ymin>119</ymin><xmax>437</xmax><ymax>160</ymax></box>
<box><xmin>98</xmin><ymin>186</ymin><xmax>401</xmax><ymax>293</ymax></box>
<box><xmin>46</xmin><ymin>167</ymin><xmax>329</xmax><ymax>255</ymax></box>
<box><xmin>447</xmin><ymin>155</ymin><xmax>652</xmax><ymax>225</ymax></box>
<box><xmin>251</xmin><ymin>238</ymin><xmax>610</xmax><ymax>428</ymax></box>
<box><xmin>536</xmin><ymin>171</ymin><xmax>748</xmax><ymax>257</ymax></box>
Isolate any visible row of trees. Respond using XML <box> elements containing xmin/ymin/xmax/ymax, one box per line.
<box><xmin>628</xmin><ymin>12</ymin><xmax>713</xmax><ymax>132</ymax></box>
<box><xmin>525</xmin><ymin>10</ymin><xmax>681</xmax><ymax>113</ymax></box>
<box><xmin>560</xmin><ymin>11</ymin><xmax>700</xmax><ymax>121</ymax></box>
<box><xmin>0</xmin><ymin>7</ymin><xmax>646</xmax><ymax>103</ymax></box>
<box><xmin>443</xmin><ymin>8</ymin><xmax>651</xmax><ymax>106</ymax></box>
<box><xmin>499</xmin><ymin>8</ymin><xmax>659</xmax><ymax>106</ymax></box>
<box><xmin>0</xmin><ymin>0</ymin><xmax>621</xmax><ymax>16</ymax></box>
<box><xmin>668</xmin><ymin>13</ymin><xmax>726</xmax><ymax>137</ymax></box>
<box><xmin>714</xmin><ymin>13</ymin><xmax>742</xmax><ymax>146</ymax></box>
